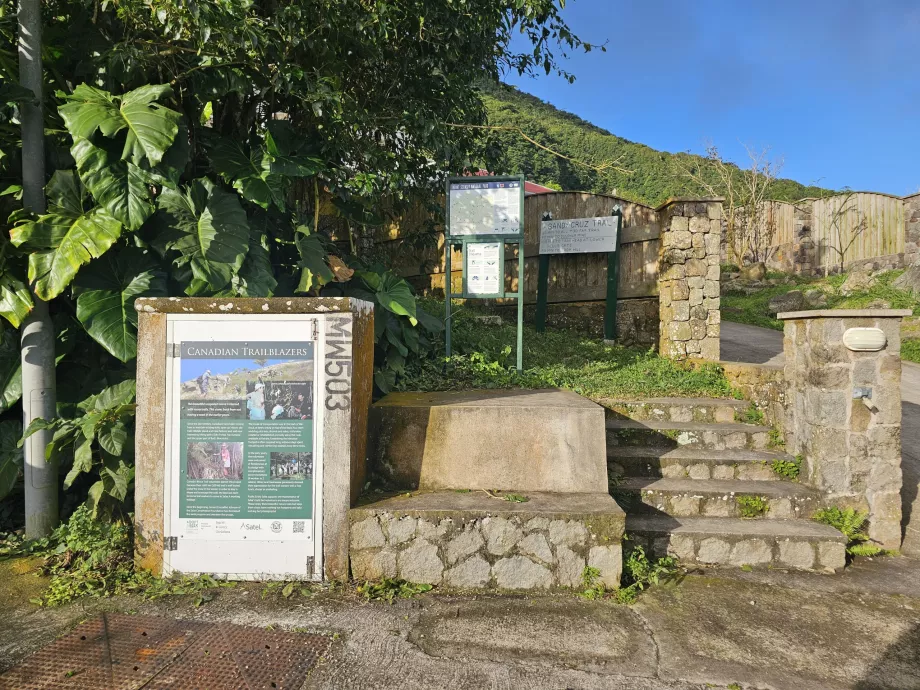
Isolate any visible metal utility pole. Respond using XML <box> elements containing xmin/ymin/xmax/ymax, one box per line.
<box><xmin>18</xmin><ymin>0</ymin><xmax>58</xmax><ymax>538</ymax></box>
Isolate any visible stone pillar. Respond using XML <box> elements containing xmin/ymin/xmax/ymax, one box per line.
<box><xmin>657</xmin><ymin>199</ymin><xmax>722</xmax><ymax>360</ymax></box>
<box><xmin>779</xmin><ymin>309</ymin><xmax>910</xmax><ymax>550</ymax></box>
<box><xmin>905</xmin><ymin>193</ymin><xmax>920</xmax><ymax>265</ymax></box>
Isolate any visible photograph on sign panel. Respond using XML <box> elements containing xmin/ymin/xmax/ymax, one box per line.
<box><xmin>180</xmin><ymin>353</ymin><xmax>313</xmax><ymax>402</ymax></box>
<box><xmin>270</xmin><ymin>452</ymin><xmax>313</xmax><ymax>480</ymax></box>
<box><xmin>264</xmin><ymin>381</ymin><xmax>313</xmax><ymax>420</ymax></box>
<box><xmin>186</xmin><ymin>441</ymin><xmax>244</xmax><ymax>480</ymax></box>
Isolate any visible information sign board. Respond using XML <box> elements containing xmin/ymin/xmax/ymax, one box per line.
<box><xmin>464</xmin><ymin>242</ymin><xmax>502</xmax><ymax>296</ymax></box>
<box><xmin>176</xmin><ymin>340</ymin><xmax>315</xmax><ymax>541</ymax></box>
<box><xmin>539</xmin><ymin>216</ymin><xmax>620</xmax><ymax>255</ymax></box>
<box><xmin>447</xmin><ymin>179</ymin><xmax>522</xmax><ymax>236</ymax></box>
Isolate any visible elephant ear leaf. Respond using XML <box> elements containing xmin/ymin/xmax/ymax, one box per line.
<box><xmin>0</xmin><ymin>334</ymin><xmax>22</xmax><ymax>414</ymax></box>
<box><xmin>375</xmin><ymin>273</ymin><xmax>417</xmax><ymax>325</ymax></box>
<box><xmin>10</xmin><ymin>170</ymin><xmax>122</xmax><ymax>300</ymax></box>
<box><xmin>294</xmin><ymin>226</ymin><xmax>334</xmax><ymax>294</ymax></box>
<box><xmin>235</xmin><ymin>232</ymin><xmax>277</xmax><ymax>297</ymax></box>
<box><xmin>59</xmin><ymin>83</ymin><xmax>181</xmax><ymax>166</ymax></box>
<box><xmin>75</xmin><ymin>247</ymin><xmax>167</xmax><ymax>362</ymax></box>
<box><xmin>156</xmin><ymin>178</ymin><xmax>250</xmax><ymax>293</ymax></box>
<box><xmin>0</xmin><ymin>419</ymin><xmax>23</xmax><ymax>501</ymax></box>
<box><xmin>0</xmin><ymin>269</ymin><xmax>33</xmax><ymax>328</ymax></box>
<box><xmin>71</xmin><ymin>137</ymin><xmax>166</xmax><ymax>231</ymax></box>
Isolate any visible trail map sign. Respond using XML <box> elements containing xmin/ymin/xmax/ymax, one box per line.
<box><xmin>445</xmin><ymin>175</ymin><xmax>525</xmax><ymax>370</ymax></box>
<box><xmin>536</xmin><ymin>208</ymin><xmax>623</xmax><ymax>341</ymax></box>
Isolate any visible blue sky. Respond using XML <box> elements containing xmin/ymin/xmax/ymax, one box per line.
<box><xmin>503</xmin><ymin>0</ymin><xmax>920</xmax><ymax>195</ymax></box>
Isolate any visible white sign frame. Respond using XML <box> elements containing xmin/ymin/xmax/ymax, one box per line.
<box><xmin>163</xmin><ymin>314</ymin><xmax>325</xmax><ymax>581</ymax></box>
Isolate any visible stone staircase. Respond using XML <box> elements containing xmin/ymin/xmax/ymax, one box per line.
<box><xmin>604</xmin><ymin>398</ymin><xmax>847</xmax><ymax>572</ymax></box>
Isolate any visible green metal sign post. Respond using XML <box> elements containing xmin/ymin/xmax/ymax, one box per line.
<box><xmin>444</xmin><ymin>175</ymin><xmax>525</xmax><ymax>371</ymax></box>
<box><xmin>535</xmin><ymin>206</ymin><xmax>623</xmax><ymax>341</ymax></box>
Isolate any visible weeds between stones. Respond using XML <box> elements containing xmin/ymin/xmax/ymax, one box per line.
<box><xmin>813</xmin><ymin>507</ymin><xmax>887</xmax><ymax>557</ymax></box>
<box><xmin>736</xmin><ymin>495</ymin><xmax>769</xmax><ymax>518</ymax></box>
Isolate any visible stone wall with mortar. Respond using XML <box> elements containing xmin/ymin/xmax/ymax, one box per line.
<box><xmin>721</xmin><ymin>362</ymin><xmax>786</xmax><ymax>430</ymax></box>
<box><xmin>657</xmin><ymin>199</ymin><xmax>722</xmax><ymax>360</ymax></box>
<box><xmin>349</xmin><ymin>507</ymin><xmax>622</xmax><ymax>590</ymax></box>
<box><xmin>906</xmin><ymin>193</ymin><xmax>920</xmax><ymax>265</ymax></box>
<box><xmin>780</xmin><ymin>309</ymin><xmax>909</xmax><ymax>550</ymax></box>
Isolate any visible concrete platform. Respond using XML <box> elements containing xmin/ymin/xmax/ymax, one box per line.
<box><xmin>349</xmin><ymin>491</ymin><xmax>625</xmax><ymax>590</ymax></box>
<box><xmin>369</xmin><ymin>389</ymin><xmax>608</xmax><ymax>493</ymax></box>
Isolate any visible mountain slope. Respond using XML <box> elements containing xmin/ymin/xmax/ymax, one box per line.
<box><xmin>481</xmin><ymin>82</ymin><xmax>830</xmax><ymax>207</ymax></box>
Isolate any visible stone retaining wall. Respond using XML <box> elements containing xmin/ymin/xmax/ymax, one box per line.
<box><xmin>349</xmin><ymin>508</ymin><xmax>622</xmax><ymax>590</ymax></box>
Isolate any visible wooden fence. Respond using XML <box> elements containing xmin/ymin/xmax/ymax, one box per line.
<box><xmin>810</xmin><ymin>193</ymin><xmax>905</xmax><ymax>270</ymax></box>
<box><xmin>365</xmin><ymin>191</ymin><xmax>661</xmax><ymax>305</ymax></box>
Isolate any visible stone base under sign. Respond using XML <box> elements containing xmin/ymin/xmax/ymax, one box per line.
<box><xmin>349</xmin><ymin>491</ymin><xmax>624</xmax><ymax>590</ymax></box>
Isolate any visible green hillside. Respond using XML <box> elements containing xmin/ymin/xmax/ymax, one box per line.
<box><xmin>482</xmin><ymin>83</ymin><xmax>830</xmax><ymax>207</ymax></box>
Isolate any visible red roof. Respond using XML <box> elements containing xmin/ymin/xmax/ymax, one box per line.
<box><xmin>470</xmin><ymin>170</ymin><xmax>555</xmax><ymax>195</ymax></box>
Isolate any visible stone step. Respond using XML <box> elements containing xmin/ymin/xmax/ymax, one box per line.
<box><xmin>599</xmin><ymin>397</ymin><xmax>749</xmax><ymax>424</ymax></box>
<box><xmin>608</xmin><ymin>447</ymin><xmax>798</xmax><ymax>482</ymax></box>
<box><xmin>349</xmin><ymin>491</ymin><xmax>624</xmax><ymax>590</ymax></box>
<box><xmin>614</xmin><ymin>477</ymin><xmax>822</xmax><ymax>520</ymax></box>
<box><xmin>625</xmin><ymin>515</ymin><xmax>846</xmax><ymax>572</ymax></box>
<box><xmin>606</xmin><ymin>419</ymin><xmax>774</xmax><ymax>450</ymax></box>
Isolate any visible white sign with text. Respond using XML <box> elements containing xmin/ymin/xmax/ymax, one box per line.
<box><xmin>465</xmin><ymin>242</ymin><xmax>502</xmax><ymax>295</ymax></box>
<box><xmin>539</xmin><ymin>216</ymin><xmax>620</xmax><ymax>255</ymax></box>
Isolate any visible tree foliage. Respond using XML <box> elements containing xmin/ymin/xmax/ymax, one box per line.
<box><xmin>0</xmin><ymin>0</ymin><xmax>589</xmax><ymax>507</ymax></box>
<box><xmin>481</xmin><ymin>82</ymin><xmax>831</xmax><ymax>206</ymax></box>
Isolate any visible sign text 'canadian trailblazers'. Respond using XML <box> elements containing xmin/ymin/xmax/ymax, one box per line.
<box><xmin>177</xmin><ymin>341</ymin><xmax>315</xmax><ymax>541</ymax></box>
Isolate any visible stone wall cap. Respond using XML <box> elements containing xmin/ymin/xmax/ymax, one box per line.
<box><xmin>777</xmin><ymin>308</ymin><xmax>912</xmax><ymax>320</ymax></box>
<box><xmin>655</xmin><ymin>196</ymin><xmax>725</xmax><ymax>211</ymax></box>
<box><xmin>134</xmin><ymin>296</ymin><xmax>374</xmax><ymax>315</ymax></box>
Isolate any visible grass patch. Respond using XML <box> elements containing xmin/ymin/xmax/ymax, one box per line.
<box><xmin>736</xmin><ymin>403</ymin><xmax>765</xmax><ymax>425</ymax></box>
<box><xmin>903</xmin><ymin>338</ymin><xmax>920</xmax><ymax>364</ymax></box>
<box><xmin>737</xmin><ymin>495</ymin><xmax>769</xmax><ymax>518</ymax></box>
<box><xmin>399</xmin><ymin>299</ymin><xmax>735</xmax><ymax>400</ymax></box>
<box><xmin>357</xmin><ymin>578</ymin><xmax>433</xmax><ymax>603</ymax></box>
<box><xmin>721</xmin><ymin>269</ymin><xmax>920</xmax><ymax>332</ymax></box>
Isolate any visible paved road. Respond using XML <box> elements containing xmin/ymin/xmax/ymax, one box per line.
<box><xmin>720</xmin><ymin>319</ymin><xmax>920</xmax><ymax>556</ymax></box>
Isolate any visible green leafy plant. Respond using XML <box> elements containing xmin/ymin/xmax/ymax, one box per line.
<box><xmin>813</xmin><ymin>507</ymin><xmax>885</xmax><ymax>557</ymax></box>
<box><xmin>578</xmin><ymin>565</ymin><xmax>605</xmax><ymax>600</ymax></box>
<box><xmin>357</xmin><ymin>578</ymin><xmax>433</xmax><ymax>603</ymax></box>
<box><xmin>616</xmin><ymin>545</ymin><xmax>680</xmax><ymax>604</ymax></box>
<box><xmin>771</xmin><ymin>455</ymin><xmax>802</xmax><ymax>481</ymax></box>
<box><xmin>737</xmin><ymin>403</ymin><xmax>765</xmax><ymax>425</ymax></box>
<box><xmin>21</xmin><ymin>380</ymin><xmax>136</xmax><ymax>514</ymax></box>
<box><xmin>737</xmin><ymin>495</ymin><xmax>769</xmax><ymax>518</ymax></box>
<box><xmin>503</xmin><ymin>493</ymin><xmax>529</xmax><ymax>503</ymax></box>
<box><xmin>261</xmin><ymin>580</ymin><xmax>313</xmax><ymax>600</ymax></box>
<box><xmin>767</xmin><ymin>427</ymin><xmax>785</xmax><ymax>449</ymax></box>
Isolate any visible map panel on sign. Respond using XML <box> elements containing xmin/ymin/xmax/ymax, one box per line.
<box><xmin>539</xmin><ymin>216</ymin><xmax>620</xmax><ymax>255</ymax></box>
<box><xmin>449</xmin><ymin>180</ymin><xmax>521</xmax><ymax>235</ymax></box>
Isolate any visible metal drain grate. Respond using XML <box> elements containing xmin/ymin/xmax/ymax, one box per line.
<box><xmin>0</xmin><ymin>613</ymin><xmax>332</xmax><ymax>689</ymax></box>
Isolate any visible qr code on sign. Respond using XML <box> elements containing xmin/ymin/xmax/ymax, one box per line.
<box><xmin>188</xmin><ymin>520</ymin><xmax>198</xmax><ymax>529</ymax></box>
<box><xmin>293</xmin><ymin>521</ymin><xmax>305</xmax><ymax>533</ymax></box>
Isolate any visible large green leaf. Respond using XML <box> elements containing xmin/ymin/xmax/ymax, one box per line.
<box><xmin>0</xmin><ymin>333</ymin><xmax>22</xmax><ymax>413</ymax></box>
<box><xmin>59</xmin><ymin>83</ymin><xmax>181</xmax><ymax>166</ymax></box>
<box><xmin>156</xmin><ymin>178</ymin><xmax>250</xmax><ymax>292</ymax></box>
<box><xmin>0</xmin><ymin>419</ymin><xmax>23</xmax><ymax>500</ymax></box>
<box><xmin>75</xmin><ymin>247</ymin><xmax>167</xmax><ymax>361</ymax></box>
<box><xmin>236</xmin><ymin>232</ymin><xmax>277</xmax><ymax>297</ymax></box>
<box><xmin>72</xmin><ymin>137</ymin><xmax>165</xmax><ymax>231</ymax></box>
<box><xmin>265</xmin><ymin>121</ymin><xmax>324</xmax><ymax>177</ymax></box>
<box><xmin>369</xmin><ymin>271</ymin><xmax>417</xmax><ymax>325</ymax></box>
<box><xmin>10</xmin><ymin>170</ymin><xmax>123</xmax><ymax>300</ymax></box>
<box><xmin>0</xmin><ymin>271</ymin><xmax>33</xmax><ymax>328</ymax></box>
<box><xmin>294</xmin><ymin>226</ymin><xmax>334</xmax><ymax>294</ymax></box>
<box><xmin>208</xmin><ymin>137</ymin><xmax>285</xmax><ymax>209</ymax></box>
